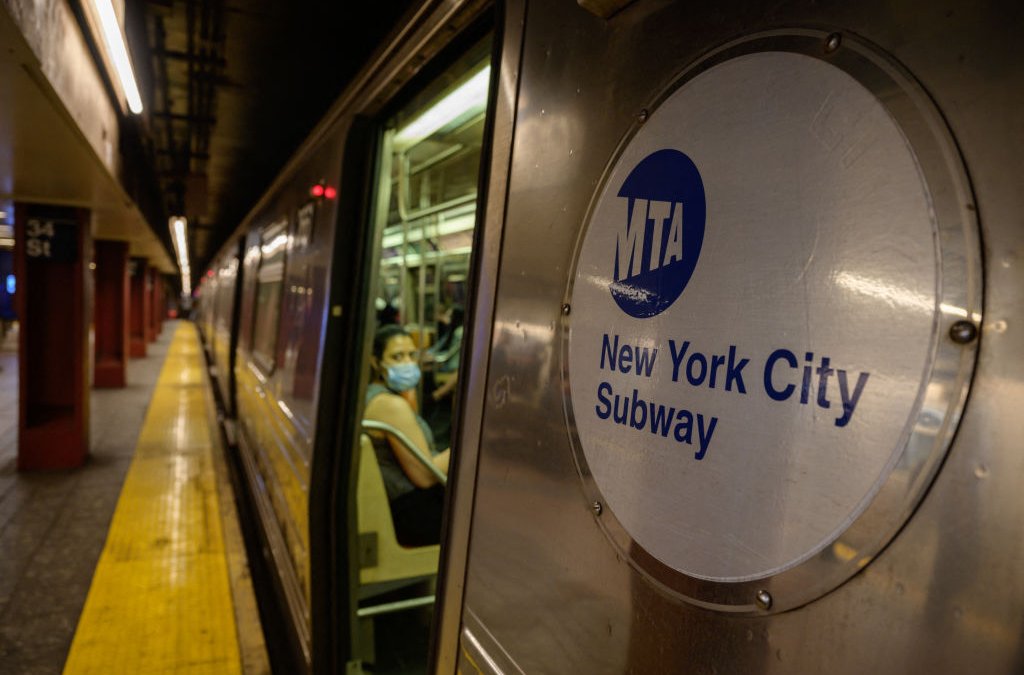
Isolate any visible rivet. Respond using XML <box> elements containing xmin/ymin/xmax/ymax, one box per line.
<box><xmin>824</xmin><ymin>33</ymin><xmax>842</xmax><ymax>53</ymax></box>
<box><xmin>562</xmin><ymin>303</ymin><xmax>572</xmax><ymax>316</ymax></box>
<box><xmin>638</xmin><ymin>109</ymin><xmax>649</xmax><ymax>123</ymax></box>
<box><xmin>592</xmin><ymin>501</ymin><xmax>603</xmax><ymax>516</ymax></box>
<box><xmin>949</xmin><ymin>320</ymin><xmax>978</xmax><ymax>344</ymax></box>
<box><xmin>755</xmin><ymin>589</ymin><xmax>773</xmax><ymax>610</ymax></box>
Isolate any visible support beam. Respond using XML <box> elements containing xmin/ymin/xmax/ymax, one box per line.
<box><xmin>15</xmin><ymin>203</ymin><xmax>91</xmax><ymax>470</ymax></box>
<box><xmin>94</xmin><ymin>240</ymin><xmax>130</xmax><ymax>387</ymax></box>
<box><xmin>129</xmin><ymin>257</ymin><xmax>149</xmax><ymax>357</ymax></box>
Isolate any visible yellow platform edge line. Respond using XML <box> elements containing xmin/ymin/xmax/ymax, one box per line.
<box><xmin>64</xmin><ymin>323</ymin><xmax>245</xmax><ymax>675</ymax></box>
<box><xmin>202</xmin><ymin>345</ymin><xmax>272</xmax><ymax>675</ymax></box>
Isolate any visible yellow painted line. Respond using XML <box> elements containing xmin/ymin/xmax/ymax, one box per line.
<box><xmin>64</xmin><ymin>323</ymin><xmax>242</xmax><ymax>674</ymax></box>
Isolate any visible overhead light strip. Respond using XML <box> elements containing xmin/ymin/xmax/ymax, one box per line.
<box><xmin>170</xmin><ymin>216</ymin><xmax>190</xmax><ymax>295</ymax></box>
<box><xmin>93</xmin><ymin>0</ymin><xmax>144</xmax><ymax>114</ymax></box>
<box><xmin>393</xmin><ymin>65</ymin><xmax>490</xmax><ymax>147</ymax></box>
<box><xmin>380</xmin><ymin>212</ymin><xmax>476</xmax><ymax>249</ymax></box>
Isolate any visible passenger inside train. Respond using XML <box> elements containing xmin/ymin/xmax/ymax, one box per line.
<box><xmin>423</xmin><ymin>303</ymin><xmax>464</xmax><ymax>447</ymax></box>
<box><xmin>426</xmin><ymin>304</ymin><xmax>465</xmax><ymax>374</ymax></box>
<box><xmin>364</xmin><ymin>324</ymin><xmax>451</xmax><ymax>547</ymax></box>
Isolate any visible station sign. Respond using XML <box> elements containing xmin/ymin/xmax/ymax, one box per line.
<box><xmin>566</xmin><ymin>48</ymin><xmax>976</xmax><ymax>594</ymax></box>
<box><xmin>25</xmin><ymin>218</ymin><xmax>77</xmax><ymax>263</ymax></box>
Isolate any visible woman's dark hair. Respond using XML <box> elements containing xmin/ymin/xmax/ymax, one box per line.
<box><xmin>435</xmin><ymin>304</ymin><xmax>465</xmax><ymax>350</ymax></box>
<box><xmin>373</xmin><ymin>324</ymin><xmax>411</xmax><ymax>359</ymax></box>
<box><xmin>377</xmin><ymin>302</ymin><xmax>399</xmax><ymax>326</ymax></box>
<box><xmin>449</xmin><ymin>304</ymin><xmax>465</xmax><ymax>328</ymax></box>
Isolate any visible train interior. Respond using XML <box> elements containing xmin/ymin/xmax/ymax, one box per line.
<box><xmin>347</xmin><ymin>36</ymin><xmax>492</xmax><ymax>671</ymax></box>
<box><xmin>373</xmin><ymin>43</ymin><xmax>489</xmax><ymax>445</ymax></box>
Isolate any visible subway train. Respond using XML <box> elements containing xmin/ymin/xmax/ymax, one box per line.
<box><xmin>195</xmin><ymin>1</ymin><xmax>1024</xmax><ymax>673</ymax></box>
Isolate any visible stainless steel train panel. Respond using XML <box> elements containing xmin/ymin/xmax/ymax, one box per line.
<box><xmin>444</xmin><ymin>1</ymin><xmax>1024</xmax><ymax>672</ymax></box>
<box><xmin>211</xmin><ymin>249</ymin><xmax>238</xmax><ymax>411</ymax></box>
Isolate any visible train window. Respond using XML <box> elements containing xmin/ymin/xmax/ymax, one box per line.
<box><xmin>251</xmin><ymin>219</ymin><xmax>289</xmax><ymax>372</ymax></box>
<box><xmin>376</xmin><ymin>44</ymin><xmax>489</xmax><ymax>360</ymax></box>
<box><xmin>352</xmin><ymin>34</ymin><xmax>492</xmax><ymax>666</ymax></box>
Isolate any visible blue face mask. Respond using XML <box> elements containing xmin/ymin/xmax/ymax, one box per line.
<box><xmin>386</xmin><ymin>362</ymin><xmax>421</xmax><ymax>392</ymax></box>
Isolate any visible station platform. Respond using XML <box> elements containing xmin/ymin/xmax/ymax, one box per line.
<box><xmin>0</xmin><ymin>321</ymin><xmax>269</xmax><ymax>674</ymax></box>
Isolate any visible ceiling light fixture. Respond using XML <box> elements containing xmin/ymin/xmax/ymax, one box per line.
<box><xmin>394</xmin><ymin>64</ymin><xmax>490</xmax><ymax>148</ymax></box>
<box><xmin>169</xmin><ymin>216</ymin><xmax>191</xmax><ymax>295</ymax></box>
<box><xmin>93</xmin><ymin>0</ymin><xmax>144</xmax><ymax>114</ymax></box>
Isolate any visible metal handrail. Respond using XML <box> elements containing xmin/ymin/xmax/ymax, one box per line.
<box><xmin>356</xmin><ymin>594</ymin><xmax>436</xmax><ymax>619</ymax></box>
<box><xmin>361</xmin><ymin>419</ymin><xmax>447</xmax><ymax>486</ymax></box>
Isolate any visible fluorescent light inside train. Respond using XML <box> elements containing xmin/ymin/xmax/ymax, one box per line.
<box><xmin>261</xmin><ymin>233</ymin><xmax>289</xmax><ymax>257</ymax></box>
<box><xmin>393</xmin><ymin>65</ymin><xmax>490</xmax><ymax>147</ymax></box>
<box><xmin>170</xmin><ymin>216</ymin><xmax>191</xmax><ymax>295</ymax></box>
<box><xmin>93</xmin><ymin>0</ymin><xmax>144</xmax><ymax>114</ymax></box>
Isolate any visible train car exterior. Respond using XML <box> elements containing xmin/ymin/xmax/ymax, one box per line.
<box><xmin>198</xmin><ymin>2</ymin><xmax>494</xmax><ymax>670</ymax></box>
<box><xmin>232</xmin><ymin>135</ymin><xmax>349</xmax><ymax>663</ymax></box>
<box><xmin>195</xmin><ymin>268</ymin><xmax>214</xmax><ymax>349</ymax></box>
<box><xmin>436</xmin><ymin>1</ymin><xmax>1024</xmax><ymax>673</ymax></box>
<box><xmin>200</xmin><ymin>240</ymin><xmax>242</xmax><ymax>415</ymax></box>
<box><xmin>196</xmin><ymin>256</ymin><xmax>227</xmax><ymax>407</ymax></box>
<box><xmin>197</xmin><ymin>0</ymin><xmax>1022</xmax><ymax>672</ymax></box>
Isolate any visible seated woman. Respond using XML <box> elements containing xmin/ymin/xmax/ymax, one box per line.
<box><xmin>364</xmin><ymin>324</ymin><xmax>451</xmax><ymax>547</ymax></box>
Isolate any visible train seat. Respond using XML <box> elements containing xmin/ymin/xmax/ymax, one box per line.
<box><xmin>356</xmin><ymin>433</ymin><xmax>440</xmax><ymax>589</ymax></box>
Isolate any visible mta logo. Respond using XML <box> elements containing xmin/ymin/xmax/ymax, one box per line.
<box><xmin>611</xmin><ymin>149</ymin><xmax>706</xmax><ymax>318</ymax></box>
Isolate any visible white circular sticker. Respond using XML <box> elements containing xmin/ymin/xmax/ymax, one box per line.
<box><xmin>568</xmin><ymin>51</ymin><xmax>938</xmax><ymax>582</ymax></box>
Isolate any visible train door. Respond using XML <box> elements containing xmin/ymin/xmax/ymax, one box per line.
<box><xmin>435</xmin><ymin>1</ymin><xmax>1024</xmax><ymax>673</ymax></box>
<box><xmin>318</xmin><ymin>24</ymin><xmax>496</xmax><ymax>674</ymax></box>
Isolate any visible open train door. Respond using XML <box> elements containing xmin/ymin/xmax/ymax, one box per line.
<box><xmin>434</xmin><ymin>1</ymin><xmax>1024</xmax><ymax>672</ymax></box>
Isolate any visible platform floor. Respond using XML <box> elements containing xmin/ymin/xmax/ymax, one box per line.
<box><xmin>0</xmin><ymin>321</ymin><xmax>267</xmax><ymax>674</ymax></box>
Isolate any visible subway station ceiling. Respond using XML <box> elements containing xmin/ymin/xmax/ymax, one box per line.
<box><xmin>132</xmin><ymin>0</ymin><xmax>414</xmax><ymax>273</ymax></box>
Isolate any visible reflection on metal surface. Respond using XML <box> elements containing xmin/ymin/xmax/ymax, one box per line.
<box><xmin>462</xmin><ymin>629</ymin><xmax>506</xmax><ymax>675</ymax></box>
<box><xmin>834</xmin><ymin>270</ymin><xmax>933</xmax><ymax>314</ymax></box>
<box><xmin>460</xmin><ymin>608</ymin><xmax>526</xmax><ymax>675</ymax></box>
<box><xmin>261</xmin><ymin>233</ymin><xmax>289</xmax><ymax>257</ymax></box>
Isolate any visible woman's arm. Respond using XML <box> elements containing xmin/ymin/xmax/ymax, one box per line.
<box><xmin>364</xmin><ymin>392</ymin><xmax>446</xmax><ymax>488</ymax></box>
<box><xmin>431</xmin><ymin>371</ymin><xmax>459</xmax><ymax>401</ymax></box>
<box><xmin>432</xmin><ymin>449</ymin><xmax>450</xmax><ymax>476</ymax></box>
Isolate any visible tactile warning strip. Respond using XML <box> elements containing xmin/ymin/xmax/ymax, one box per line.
<box><xmin>63</xmin><ymin>324</ymin><xmax>242</xmax><ymax>674</ymax></box>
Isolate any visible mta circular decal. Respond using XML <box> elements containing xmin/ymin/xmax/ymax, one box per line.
<box><xmin>611</xmin><ymin>150</ymin><xmax>706</xmax><ymax>318</ymax></box>
<box><xmin>566</xmin><ymin>50</ymin><xmax>973</xmax><ymax>597</ymax></box>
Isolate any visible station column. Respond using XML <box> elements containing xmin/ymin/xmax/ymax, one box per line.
<box><xmin>154</xmin><ymin>272</ymin><xmax>164</xmax><ymax>335</ymax></box>
<box><xmin>14</xmin><ymin>203</ymin><xmax>92</xmax><ymax>470</ymax></box>
<box><xmin>148</xmin><ymin>266</ymin><xmax>163</xmax><ymax>340</ymax></box>
<box><xmin>146</xmin><ymin>266</ymin><xmax>157</xmax><ymax>343</ymax></box>
<box><xmin>93</xmin><ymin>240</ymin><xmax>130</xmax><ymax>387</ymax></box>
<box><xmin>129</xmin><ymin>258</ymin><xmax>149</xmax><ymax>357</ymax></box>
